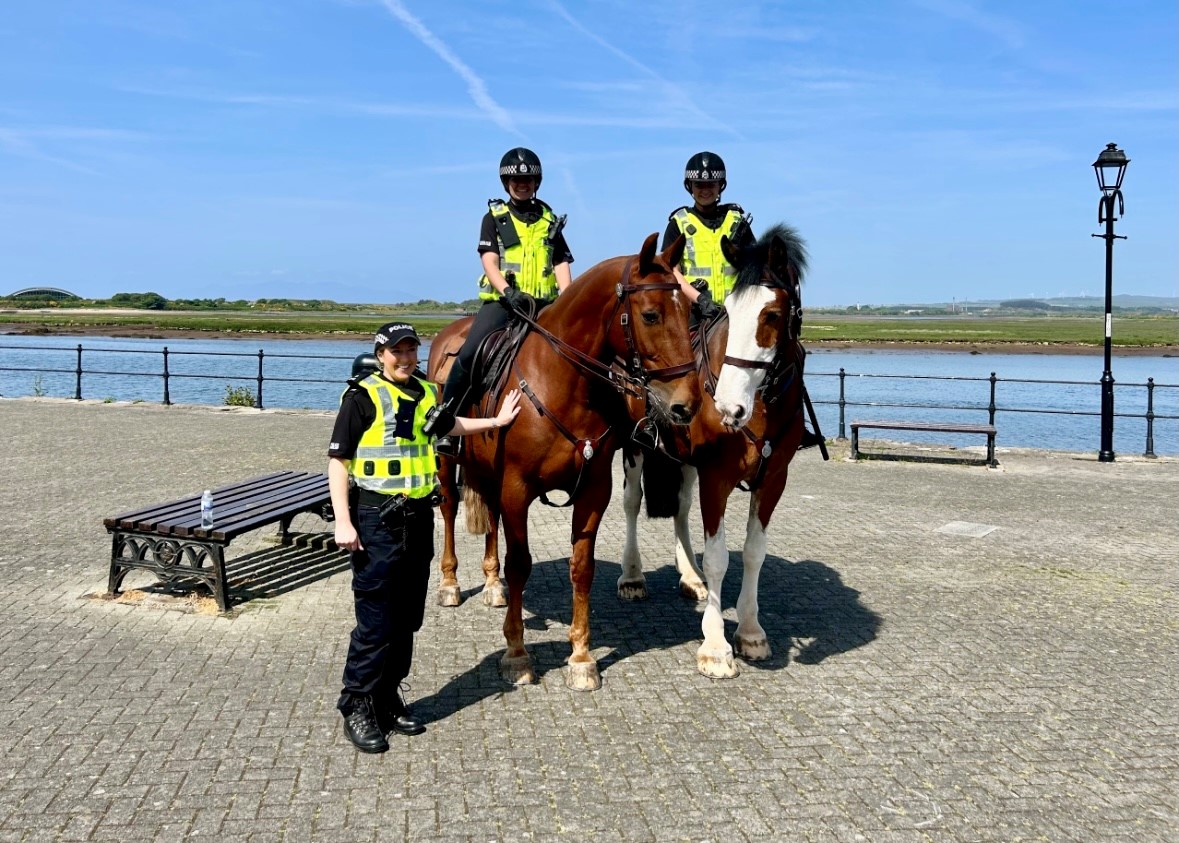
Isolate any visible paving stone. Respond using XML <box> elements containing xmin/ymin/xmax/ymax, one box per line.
<box><xmin>0</xmin><ymin>400</ymin><xmax>1175</xmax><ymax>842</ymax></box>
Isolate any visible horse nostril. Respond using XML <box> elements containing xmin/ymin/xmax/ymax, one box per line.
<box><xmin>733</xmin><ymin>404</ymin><xmax>746</xmax><ymax>422</ymax></box>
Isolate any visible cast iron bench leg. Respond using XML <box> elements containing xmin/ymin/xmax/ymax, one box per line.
<box><xmin>107</xmin><ymin>532</ymin><xmax>127</xmax><ymax>597</ymax></box>
<box><xmin>211</xmin><ymin>545</ymin><xmax>230</xmax><ymax>612</ymax></box>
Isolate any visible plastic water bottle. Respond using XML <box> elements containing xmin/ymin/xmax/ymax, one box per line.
<box><xmin>200</xmin><ymin>490</ymin><xmax>214</xmax><ymax>528</ymax></box>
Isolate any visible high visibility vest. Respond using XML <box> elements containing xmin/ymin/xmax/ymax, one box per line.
<box><xmin>672</xmin><ymin>206</ymin><xmax>747</xmax><ymax>304</ymax></box>
<box><xmin>349</xmin><ymin>375</ymin><xmax>439</xmax><ymax>499</ymax></box>
<box><xmin>478</xmin><ymin>200</ymin><xmax>559</xmax><ymax>301</ymax></box>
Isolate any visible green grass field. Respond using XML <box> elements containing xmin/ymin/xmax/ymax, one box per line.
<box><xmin>1</xmin><ymin>310</ymin><xmax>1176</xmax><ymax>347</ymax></box>
<box><xmin>800</xmin><ymin>315</ymin><xmax>1177</xmax><ymax>347</ymax></box>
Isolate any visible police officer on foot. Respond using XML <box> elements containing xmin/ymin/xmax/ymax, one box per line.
<box><xmin>436</xmin><ymin>147</ymin><xmax>573</xmax><ymax>455</ymax></box>
<box><xmin>328</xmin><ymin>322</ymin><xmax>521</xmax><ymax>753</ymax></box>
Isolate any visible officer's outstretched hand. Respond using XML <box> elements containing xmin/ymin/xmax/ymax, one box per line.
<box><xmin>495</xmin><ymin>389</ymin><xmax>523</xmax><ymax>428</ymax></box>
<box><xmin>335</xmin><ymin>521</ymin><xmax>363</xmax><ymax>552</ymax></box>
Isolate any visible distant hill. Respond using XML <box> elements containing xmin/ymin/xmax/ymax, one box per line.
<box><xmin>832</xmin><ymin>294</ymin><xmax>1178</xmax><ymax>313</ymax></box>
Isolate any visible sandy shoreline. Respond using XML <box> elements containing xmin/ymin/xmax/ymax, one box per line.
<box><xmin>3</xmin><ymin>323</ymin><xmax>1175</xmax><ymax>356</ymax></box>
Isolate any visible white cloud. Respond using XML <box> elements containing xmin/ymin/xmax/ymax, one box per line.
<box><xmin>376</xmin><ymin>0</ymin><xmax>520</xmax><ymax>135</ymax></box>
<box><xmin>545</xmin><ymin>0</ymin><xmax>739</xmax><ymax>137</ymax></box>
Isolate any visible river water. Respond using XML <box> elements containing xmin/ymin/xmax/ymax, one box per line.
<box><xmin>1</xmin><ymin>335</ymin><xmax>1176</xmax><ymax>456</ymax></box>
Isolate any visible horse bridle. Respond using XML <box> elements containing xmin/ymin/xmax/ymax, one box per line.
<box><xmin>717</xmin><ymin>264</ymin><xmax>802</xmax><ymax>404</ymax></box>
<box><xmin>512</xmin><ymin>258</ymin><xmax>697</xmax><ymax>401</ymax></box>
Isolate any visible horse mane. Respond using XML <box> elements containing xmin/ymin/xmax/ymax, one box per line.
<box><xmin>733</xmin><ymin>223</ymin><xmax>809</xmax><ymax>291</ymax></box>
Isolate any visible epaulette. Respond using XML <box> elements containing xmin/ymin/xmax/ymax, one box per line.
<box><xmin>668</xmin><ymin>205</ymin><xmax>691</xmax><ymax>222</ymax></box>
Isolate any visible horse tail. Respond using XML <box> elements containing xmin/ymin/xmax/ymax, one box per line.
<box><xmin>463</xmin><ymin>484</ymin><xmax>492</xmax><ymax>534</ymax></box>
<box><xmin>641</xmin><ymin>448</ymin><xmax>683</xmax><ymax>519</ymax></box>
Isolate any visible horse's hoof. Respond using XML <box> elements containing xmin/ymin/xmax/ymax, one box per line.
<box><xmin>482</xmin><ymin>583</ymin><xmax>507</xmax><ymax>608</ymax></box>
<box><xmin>437</xmin><ymin>585</ymin><xmax>462</xmax><ymax>607</ymax></box>
<box><xmin>679</xmin><ymin>579</ymin><xmax>708</xmax><ymax>601</ymax></box>
<box><xmin>565</xmin><ymin>661</ymin><xmax>601</xmax><ymax>691</ymax></box>
<box><xmin>617</xmin><ymin>578</ymin><xmax>649</xmax><ymax>601</ymax></box>
<box><xmin>500</xmin><ymin>654</ymin><xmax>536</xmax><ymax>685</ymax></box>
<box><xmin>696</xmin><ymin>646</ymin><xmax>740</xmax><ymax>679</ymax></box>
<box><xmin>735</xmin><ymin>635</ymin><xmax>772</xmax><ymax>661</ymax></box>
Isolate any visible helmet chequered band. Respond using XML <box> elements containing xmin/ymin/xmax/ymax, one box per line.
<box><xmin>685</xmin><ymin>168</ymin><xmax>725</xmax><ymax>181</ymax></box>
<box><xmin>500</xmin><ymin>163</ymin><xmax>542</xmax><ymax>176</ymax></box>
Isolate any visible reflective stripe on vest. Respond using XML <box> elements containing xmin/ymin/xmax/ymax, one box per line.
<box><xmin>349</xmin><ymin>375</ymin><xmax>440</xmax><ymax>499</ymax></box>
<box><xmin>673</xmin><ymin>207</ymin><xmax>745</xmax><ymax>304</ymax></box>
<box><xmin>478</xmin><ymin>200</ymin><xmax>558</xmax><ymax>301</ymax></box>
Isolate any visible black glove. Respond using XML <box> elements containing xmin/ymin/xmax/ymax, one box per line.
<box><xmin>694</xmin><ymin>288</ymin><xmax>720</xmax><ymax>322</ymax></box>
<box><xmin>501</xmin><ymin>285</ymin><xmax>535</xmax><ymax>314</ymax></box>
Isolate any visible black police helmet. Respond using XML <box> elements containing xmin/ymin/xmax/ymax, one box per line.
<box><xmin>351</xmin><ymin>353</ymin><xmax>379</xmax><ymax>379</ymax></box>
<box><xmin>499</xmin><ymin>147</ymin><xmax>543</xmax><ymax>190</ymax></box>
<box><xmin>683</xmin><ymin>151</ymin><xmax>727</xmax><ymax>194</ymax></box>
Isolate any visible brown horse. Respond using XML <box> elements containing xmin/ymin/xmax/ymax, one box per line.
<box><xmin>617</xmin><ymin>224</ymin><xmax>811</xmax><ymax>678</ymax></box>
<box><xmin>426</xmin><ymin>232</ymin><xmax>702</xmax><ymax>690</ymax></box>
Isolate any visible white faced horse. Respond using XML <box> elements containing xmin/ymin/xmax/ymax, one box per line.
<box><xmin>618</xmin><ymin>224</ymin><xmax>812</xmax><ymax>677</ymax></box>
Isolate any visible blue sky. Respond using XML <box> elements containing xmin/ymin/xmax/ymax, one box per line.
<box><xmin>1</xmin><ymin>0</ymin><xmax>1175</xmax><ymax>307</ymax></box>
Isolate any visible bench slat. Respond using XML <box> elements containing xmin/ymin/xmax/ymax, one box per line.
<box><xmin>158</xmin><ymin>476</ymin><xmax>327</xmax><ymax>534</ymax></box>
<box><xmin>103</xmin><ymin>471</ymin><xmax>300</xmax><ymax>529</ymax></box>
<box><xmin>179</xmin><ymin>485</ymin><xmax>331</xmax><ymax>541</ymax></box>
<box><xmin>852</xmin><ymin>420</ymin><xmax>996</xmax><ymax>435</ymax></box>
<box><xmin>104</xmin><ymin>472</ymin><xmax>327</xmax><ymax>535</ymax></box>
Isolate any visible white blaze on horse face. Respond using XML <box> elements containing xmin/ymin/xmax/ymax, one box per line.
<box><xmin>713</xmin><ymin>285</ymin><xmax>776</xmax><ymax>427</ymax></box>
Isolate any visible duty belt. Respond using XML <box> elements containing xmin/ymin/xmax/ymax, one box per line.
<box><xmin>355</xmin><ymin>488</ymin><xmax>438</xmax><ymax>513</ymax></box>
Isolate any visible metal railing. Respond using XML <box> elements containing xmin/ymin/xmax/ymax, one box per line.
<box><xmin>812</xmin><ymin>367</ymin><xmax>1176</xmax><ymax>459</ymax></box>
<box><xmin>0</xmin><ymin>343</ymin><xmax>345</xmax><ymax>410</ymax></box>
<box><xmin>1</xmin><ymin>342</ymin><xmax>1176</xmax><ymax>457</ymax></box>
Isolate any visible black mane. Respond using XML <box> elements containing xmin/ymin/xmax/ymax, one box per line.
<box><xmin>732</xmin><ymin>222</ymin><xmax>808</xmax><ymax>292</ymax></box>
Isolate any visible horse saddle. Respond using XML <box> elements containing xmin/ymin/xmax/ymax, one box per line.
<box><xmin>465</xmin><ymin>312</ymin><xmax>534</xmax><ymax>416</ymax></box>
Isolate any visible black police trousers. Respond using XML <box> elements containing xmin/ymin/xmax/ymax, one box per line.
<box><xmin>337</xmin><ymin>500</ymin><xmax>434</xmax><ymax>715</ymax></box>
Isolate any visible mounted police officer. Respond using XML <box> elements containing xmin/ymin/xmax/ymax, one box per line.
<box><xmin>663</xmin><ymin>151</ymin><xmax>755</xmax><ymax>322</ymax></box>
<box><xmin>328</xmin><ymin>322</ymin><xmax>520</xmax><ymax>753</ymax></box>
<box><xmin>664</xmin><ymin>152</ymin><xmax>824</xmax><ymax>449</ymax></box>
<box><xmin>436</xmin><ymin>147</ymin><xmax>573</xmax><ymax>454</ymax></box>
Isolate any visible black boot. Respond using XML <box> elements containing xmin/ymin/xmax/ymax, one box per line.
<box><xmin>436</xmin><ymin>359</ymin><xmax>471</xmax><ymax>457</ymax></box>
<box><xmin>342</xmin><ymin>697</ymin><xmax>388</xmax><ymax>753</ymax></box>
<box><xmin>799</xmin><ymin>427</ymin><xmax>824</xmax><ymax>450</ymax></box>
<box><xmin>378</xmin><ymin>689</ymin><xmax>426</xmax><ymax>736</ymax></box>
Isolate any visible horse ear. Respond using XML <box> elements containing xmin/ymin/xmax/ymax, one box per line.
<box><xmin>660</xmin><ymin>232</ymin><xmax>686</xmax><ymax>271</ymax></box>
<box><xmin>638</xmin><ymin>232</ymin><xmax>661</xmax><ymax>275</ymax></box>
<box><xmin>720</xmin><ymin>235</ymin><xmax>744</xmax><ymax>270</ymax></box>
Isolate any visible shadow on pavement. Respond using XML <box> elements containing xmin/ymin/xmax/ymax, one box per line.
<box><xmin>417</xmin><ymin>550</ymin><xmax>881</xmax><ymax>720</ymax></box>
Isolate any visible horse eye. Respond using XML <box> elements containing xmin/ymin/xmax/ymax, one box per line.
<box><xmin>763</xmin><ymin>310</ymin><xmax>782</xmax><ymax>324</ymax></box>
<box><xmin>641</xmin><ymin>310</ymin><xmax>660</xmax><ymax>325</ymax></box>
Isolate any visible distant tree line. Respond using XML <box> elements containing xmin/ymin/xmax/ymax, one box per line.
<box><xmin>0</xmin><ymin>292</ymin><xmax>483</xmax><ymax>313</ymax></box>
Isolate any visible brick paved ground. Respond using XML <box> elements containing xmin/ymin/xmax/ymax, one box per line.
<box><xmin>1</xmin><ymin>399</ymin><xmax>1175</xmax><ymax>842</ymax></box>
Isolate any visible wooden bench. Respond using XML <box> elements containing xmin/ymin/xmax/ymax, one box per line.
<box><xmin>850</xmin><ymin>419</ymin><xmax>998</xmax><ymax>467</ymax></box>
<box><xmin>105</xmin><ymin>470</ymin><xmax>333</xmax><ymax>612</ymax></box>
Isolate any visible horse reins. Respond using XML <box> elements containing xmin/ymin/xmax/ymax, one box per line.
<box><xmin>509</xmin><ymin>258</ymin><xmax>697</xmax><ymax>506</ymax></box>
<box><xmin>509</xmin><ymin>258</ymin><xmax>695</xmax><ymax>400</ymax></box>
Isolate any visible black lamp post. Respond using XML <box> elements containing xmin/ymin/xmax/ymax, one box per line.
<box><xmin>1091</xmin><ymin>142</ymin><xmax>1129</xmax><ymax>463</ymax></box>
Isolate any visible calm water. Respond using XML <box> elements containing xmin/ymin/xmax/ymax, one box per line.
<box><xmin>2</xmin><ymin>335</ymin><xmax>1176</xmax><ymax>456</ymax></box>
